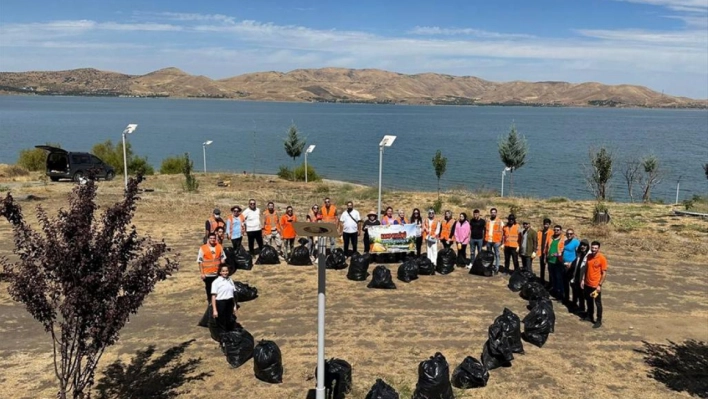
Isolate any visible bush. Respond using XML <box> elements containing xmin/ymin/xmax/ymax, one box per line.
<box><xmin>17</xmin><ymin>143</ymin><xmax>61</xmax><ymax>171</ymax></box>
<box><xmin>293</xmin><ymin>163</ymin><xmax>321</xmax><ymax>182</ymax></box>
<box><xmin>91</xmin><ymin>140</ymin><xmax>154</xmax><ymax>176</ymax></box>
<box><xmin>159</xmin><ymin>155</ymin><xmax>186</xmax><ymax>175</ymax></box>
<box><xmin>1</xmin><ymin>165</ymin><xmax>29</xmax><ymax>178</ymax></box>
<box><xmin>181</xmin><ymin>153</ymin><xmax>199</xmax><ymax>192</ymax></box>
<box><xmin>315</xmin><ymin>185</ymin><xmax>330</xmax><ymax>194</ymax></box>
<box><xmin>430</xmin><ymin>198</ymin><xmax>443</xmax><ymax>214</ymax></box>
<box><xmin>547</xmin><ymin>197</ymin><xmax>569</xmax><ymax>203</ymax></box>
<box><xmin>277</xmin><ymin>165</ymin><xmax>293</xmax><ymax>181</ymax></box>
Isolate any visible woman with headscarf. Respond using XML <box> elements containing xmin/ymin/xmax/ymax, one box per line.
<box><xmin>454</xmin><ymin>212</ymin><xmax>471</xmax><ymax>266</ymax></box>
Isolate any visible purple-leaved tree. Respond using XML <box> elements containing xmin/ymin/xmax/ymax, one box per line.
<box><xmin>0</xmin><ymin>177</ymin><xmax>179</xmax><ymax>399</ymax></box>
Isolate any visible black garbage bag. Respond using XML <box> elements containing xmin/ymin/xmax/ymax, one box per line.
<box><xmin>495</xmin><ymin>308</ymin><xmax>525</xmax><ymax>354</ymax></box>
<box><xmin>520</xmin><ymin>281</ymin><xmax>549</xmax><ymax>301</ymax></box>
<box><xmin>256</xmin><ymin>245</ymin><xmax>280</xmax><ymax>265</ymax></box>
<box><xmin>522</xmin><ymin>299</ymin><xmax>556</xmax><ymax>347</ymax></box>
<box><xmin>481</xmin><ymin>323</ymin><xmax>514</xmax><ymax>370</ymax></box>
<box><xmin>207</xmin><ymin>307</ymin><xmax>225</xmax><ymax>342</ymax></box>
<box><xmin>347</xmin><ymin>253</ymin><xmax>370</xmax><ymax>281</ymax></box>
<box><xmin>435</xmin><ymin>248</ymin><xmax>456</xmax><ymax>275</ymax></box>
<box><xmin>397</xmin><ymin>259</ymin><xmax>419</xmax><ymax>283</ymax></box>
<box><xmin>508</xmin><ymin>269</ymin><xmax>535</xmax><ymax>292</ymax></box>
<box><xmin>412</xmin><ymin>352</ymin><xmax>454</xmax><ymax>399</ymax></box>
<box><xmin>233</xmin><ymin>281</ymin><xmax>258</xmax><ymax>302</ymax></box>
<box><xmin>365</xmin><ymin>378</ymin><xmax>399</xmax><ymax>399</ymax></box>
<box><xmin>451</xmin><ymin>356</ymin><xmax>489</xmax><ymax>389</ymax></box>
<box><xmin>221</xmin><ymin>327</ymin><xmax>254</xmax><ymax>368</ymax></box>
<box><xmin>315</xmin><ymin>358</ymin><xmax>352</xmax><ymax>399</ymax></box>
<box><xmin>367</xmin><ymin>265</ymin><xmax>397</xmax><ymax>289</ymax></box>
<box><xmin>253</xmin><ymin>340</ymin><xmax>283</xmax><ymax>384</ymax></box>
<box><xmin>197</xmin><ymin>305</ymin><xmax>211</xmax><ymax>327</ymax></box>
<box><xmin>469</xmin><ymin>251</ymin><xmax>495</xmax><ymax>277</ymax></box>
<box><xmin>227</xmin><ymin>246</ymin><xmax>253</xmax><ymax>271</ymax></box>
<box><xmin>416</xmin><ymin>256</ymin><xmax>436</xmax><ymax>276</ymax></box>
<box><xmin>326</xmin><ymin>248</ymin><xmax>348</xmax><ymax>270</ymax></box>
<box><xmin>289</xmin><ymin>244</ymin><xmax>312</xmax><ymax>266</ymax></box>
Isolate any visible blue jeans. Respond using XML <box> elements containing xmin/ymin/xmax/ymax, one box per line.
<box><xmin>470</xmin><ymin>239</ymin><xmax>484</xmax><ymax>261</ymax></box>
<box><xmin>486</xmin><ymin>242</ymin><xmax>501</xmax><ymax>271</ymax></box>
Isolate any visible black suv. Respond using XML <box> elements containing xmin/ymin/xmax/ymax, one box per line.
<box><xmin>35</xmin><ymin>145</ymin><xmax>115</xmax><ymax>182</ymax></box>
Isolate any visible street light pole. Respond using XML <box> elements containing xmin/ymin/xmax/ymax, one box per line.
<box><xmin>675</xmin><ymin>175</ymin><xmax>682</xmax><ymax>205</ymax></box>
<box><xmin>122</xmin><ymin>124</ymin><xmax>138</xmax><ymax>191</ymax></box>
<box><xmin>305</xmin><ymin>145</ymin><xmax>316</xmax><ymax>183</ymax></box>
<box><xmin>501</xmin><ymin>167</ymin><xmax>511</xmax><ymax>198</ymax></box>
<box><xmin>202</xmin><ymin>140</ymin><xmax>213</xmax><ymax>174</ymax></box>
<box><xmin>377</xmin><ymin>135</ymin><xmax>397</xmax><ymax>217</ymax></box>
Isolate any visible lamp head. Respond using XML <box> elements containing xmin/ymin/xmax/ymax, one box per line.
<box><xmin>379</xmin><ymin>135</ymin><xmax>397</xmax><ymax>147</ymax></box>
<box><xmin>306</xmin><ymin>145</ymin><xmax>316</xmax><ymax>153</ymax></box>
<box><xmin>123</xmin><ymin>124</ymin><xmax>138</xmax><ymax>135</ymax></box>
<box><xmin>203</xmin><ymin>140</ymin><xmax>213</xmax><ymax>146</ymax></box>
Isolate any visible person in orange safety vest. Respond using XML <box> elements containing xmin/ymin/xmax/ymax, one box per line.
<box><xmin>197</xmin><ymin>232</ymin><xmax>226</xmax><ymax>303</ymax></box>
<box><xmin>262</xmin><ymin>201</ymin><xmax>283</xmax><ymax>256</ymax></box>
<box><xmin>502</xmin><ymin>214</ymin><xmax>520</xmax><ymax>275</ymax></box>
<box><xmin>485</xmin><ymin>208</ymin><xmax>503</xmax><ymax>274</ymax></box>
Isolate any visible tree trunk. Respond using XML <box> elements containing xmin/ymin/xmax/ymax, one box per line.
<box><xmin>437</xmin><ymin>178</ymin><xmax>440</xmax><ymax>201</ymax></box>
<box><xmin>509</xmin><ymin>172</ymin><xmax>514</xmax><ymax>197</ymax></box>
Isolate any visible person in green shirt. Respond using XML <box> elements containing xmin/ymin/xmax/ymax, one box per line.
<box><xmin>547</xmin><ymin>225</ymin><xmax>565</xmax><ymax>299</ymax></box>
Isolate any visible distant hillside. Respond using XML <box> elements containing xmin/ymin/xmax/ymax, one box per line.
<box><xmin>1</xmin><ymin>67</ymin><xmax>705</xmax><ymax>108</ymax></box>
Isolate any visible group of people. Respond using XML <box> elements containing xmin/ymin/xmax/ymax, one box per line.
<box><xmin>197</xmin><ymin>200</ymin><xmax>608</xmax><ymax>329</ymax></box>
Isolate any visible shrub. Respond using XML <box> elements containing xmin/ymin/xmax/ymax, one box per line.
<box><xmin>509</xmin><ymin>204</ymin><xmax>524</xmax><ymax>217</ymax></box>
<box><xmin>448</xmin><ymin>195</ymin><xmax>463</xmax><ymax>206</ymax></box>
<box><xmin>314</xmin><ymin>185</ymin><xmax>330</xmax><ymax>194</ymax></box>
<box><xmin>293</xmin><ymin>163</ymin><xmax>321</xmax><ymax>182</ymax></box>
<box><xmin>181</xmin><ymin>153</ymin><xmax>199</xmax><ymax>192</ymax></box>
<box><xmin>159</xmin><ymin>155</ymin><xmax>186</xmax><ymax>175</ymax></box>
<box><xmin>17</xmin><ymin>142</ymin><xmax>61</xmax><ymax>171</ymax></box>
<box><xmin>2</xmin><ymin>165</ymin><xmax>29</xmax><ymax>178</ymax></box>
<box><xmin>91</xmin><ymin>140</ymin><xmax>154</xmax><ymax>176</ymax></box>
<box><xmin>430</xmin><ymin>198</ymin><xmax>443</xmax><ymax>214</ymax></box>
<box><xmin>547</xmin><ymin>197</ymin><xmax>569</xmax><ymax>203</ymax></box>
<box><xmin>277</xmin><ymin>165</ymin><xmax>293</xmax><ymax>181</ymax></box>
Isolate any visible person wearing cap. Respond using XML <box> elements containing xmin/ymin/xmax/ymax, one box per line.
<box><xmin>502</xmin><ymin>214</ymin><xmax>520</xmax><ymax>274</ymax></box>
<box><xmin>242</xmin><ymin>199</ymin><xmax>263</xmax><ymax>255</ymax></box>
<box><xmin>423</xmin><ymin>209</ymin><xmax>441</xmax><ymax>263</ymax></box>
<box><xmin>226</xmin><ymin>206</ymin><xmax>244</xmax><ymax>250</ymax></box>
<box><xmin>204</xmin><ymin>208</ymin><xmax>226</xmax><ymax>244</ymax></box>
<box><xmin>518</xmin><ymin>221</ymin><xmax>538</xmax><ymax>273</ymax></box>
<box><xmin>362</xmin><ymin>210</ymin><xmax>381</xmax><ymax>253</ymax></box>
<box><xmin>537</xmin><ymin>218</ymin><xmax>553</xmax><ymax>286</ymax></box>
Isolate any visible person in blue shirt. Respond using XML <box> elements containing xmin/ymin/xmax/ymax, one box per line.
<box><xmin>226</xmin><ymin>206</ymin><xmax>244</xmax><ymax>250</ymax></box>
<box><xmin>562</xmin><ymin>228</ymin><xmax>580</xmax><ymax>305</ymax></box>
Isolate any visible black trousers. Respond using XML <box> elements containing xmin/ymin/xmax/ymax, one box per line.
<box><xmin>363</xmin><ymin>233</ymin><xmax>371</xmax><ymax>253</ymax></box>
<box><xmin>215</xmin><ymin>298</ymin><xmax>236</xmax><ymax>330</ymax></box>
<box><xmin>343</xmin><ymin>232</ymin><xmax>358</xmax><ymax>256</ymax></box>
<box><xmin>520</xmin><ymin>255</ymin><xmax>533</xmax><ymax>272</ymax></box>
<box><xmin>457</xmin><ymin>244</ymin><xmax>468</xmax><ymax>265</ymax></box>
<box><xmin>246</xmin><ymin>230</ymin><xmax>263</xmax><ymax>255</ymax></box>
<box><xmin>203</xmin><ymin>275</ymin><xmax>217</xmax><ymax>304</ymax></box>
<box><xmin>230</xmin><ymin>237</ymin><xmax>243</xmax><ymax>251</ymax></box>
<box><xmin>504</xmin><ymin>247</ymin><xmax>519</xmax><ymax>273</ymax></box>
<box><xmin>441</xmin><ymin>239</ymin><xmax>453</xmax><ymax>249</ymax></box>
<box><xmin>539</xmin><ymin>255</ymin><xmax>548</xmax><ymax>283</ymax></box>
<box><xmin>415</xmin><ymin>236</ymin><xmax>423</xmax><ymax>256</ymax></box>
<box><xmin>572</xmin><ymin>281</ymin><xmax>585</xmax><ymax>311</ymax></box>
<box><xmin>563</xmin><ymin>266</ymin><xmax>573</xmax><ymax>303</ymax></box>
<box><xmin>584</xmin><ymin>285</ymin><xmax>603</xmax><ymax>321</ymax></box>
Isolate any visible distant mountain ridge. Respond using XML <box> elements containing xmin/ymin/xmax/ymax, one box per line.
<box><xmin>0</xmin><ymin>67</ymin><xmax>705</xmax><ymax>108</ymax></box>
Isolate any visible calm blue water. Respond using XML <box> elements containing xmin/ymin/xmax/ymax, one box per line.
<box><xmin>1</xmin><ymin>96</ymin><xmax>706</xmax><ymax>201</ymax></box>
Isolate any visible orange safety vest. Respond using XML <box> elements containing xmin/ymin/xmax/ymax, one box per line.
<box><xmin>440</xmin><ymin>218</ymin><xmax>456</xmax><ymax>241</ymax></box>
<box><xmin>381</xmin><ymin>215</ymin><xmax>396</xmax><ymax>225</ymax></box>
<box><xmin>423</xmin><ymin>218</ymin><xmax>440</xmax><ymax>240</ymax></box>
<box><xmin>537</xmin><ymin>229</ymin><xmax>550</xmax><ymax>255</ymax></box>
<box><xmin>544</xmin><ymin>235</ymin><xmax>565</xmax><ymax>258</ymax></box>
<box><xmin>262</xmin><ymin>210</ymin><xmax>281</xmax><ymax>235</ymax></box>
<box><xmin>503</xmin><ymin>224</ymin><xmax>520</xmax><ymax>248</ymax></box>
<box><xmin>486</xmin><ymin>219</ymin><xmax>503</xmax><ymax>243</ymax></box>
<box><xmin>200</xmin><ymin>243</ymin><xmax>223</xmax><ymax>275</ymax></box>
<box><xmin>321</xmin><ymin>205</ymin><xmax>337</xmax><ymax>223</ymax></box>
<box><xmin>398</xmin><ymin>216</ymin><xmax>408</xmax><ymax>224</ymax></box>
<box><xmin>280</xmin><ymin>214</ymin><xmax>298</xmax><ymax>239</ymax></box>
<box><xmin>207</xmin><ymin>217</ymin><xmax>226</xmax><ymax>233</ymax></box>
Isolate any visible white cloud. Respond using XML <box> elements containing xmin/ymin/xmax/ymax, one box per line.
<box><xmin>576</xmin><ymin>28</ymin><xmax>707</xmax><ymax>46</ymax></box>
<box><xmin>408</xmin><ymin>26</ymin><xmax>534</xmax><ymax>39</ymax></box>
<box><xmin>616</xmin><ymin>0</ymin><xmax>708</xmax><ymax>12</ymax></box>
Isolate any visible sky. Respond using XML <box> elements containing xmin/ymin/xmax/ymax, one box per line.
<box><xmin>1</xmin><ymin>0</ymin><xmax>707</xmax><ymax>98</ymax></box>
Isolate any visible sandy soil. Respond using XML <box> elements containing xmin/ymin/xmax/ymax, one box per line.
<box><xmin>0</xmin><ymin>173</ymin><xmax>706</xmax><ymax>399</ymax></box>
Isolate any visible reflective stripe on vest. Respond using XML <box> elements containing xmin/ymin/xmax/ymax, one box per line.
<box><xmin>503</xmin><ymin>224</ymin><xmax>520</xmax><ymax>247</ymax></box>
<box><xmin>321</xmin><ymin>205</ymin><xmax>337</xmax><ymax>223</ymax></box>
<box><xmin>440</xmin><ymin>219</ymin><xmax>455</xmax><ymax>240</ymax></box>
<box><xmin>200</xmin><ymin>243</ymin><xmax>223</xmax><ymax>275</ymax></box>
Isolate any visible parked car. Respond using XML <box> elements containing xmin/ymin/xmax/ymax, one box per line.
<box><xmin>35</xmin><ymin>145</ymin><xmax>115</xmax><ymax>182</ymax></box>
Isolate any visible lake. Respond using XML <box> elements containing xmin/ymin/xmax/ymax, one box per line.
<box><xmin>1</xmin><ymin>96</ymin><xmax>706</xmax><ymax>202</ymax></box>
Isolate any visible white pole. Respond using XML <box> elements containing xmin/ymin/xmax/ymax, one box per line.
<box><xmin>305</xmin><ymin>152</ymin><xmax>308</xmax><ymax>184</ymax></box>
<box><xmin>377</xmin><ymin>145</ymin><xmax>384</xmax><ymax>217</ymax></box>
<box><xmin>122</xmin><ymin>133</ymin><xmax>128</xmax><ymax>190</ymax></box>
<box><xmin>501</xmin><ymin>170</ymin><xmax>505</xmax><ymax>198</ymax></box>
<box><xmin>315</xmin><ymin>236</ymin><xmax>326</xmax><ymax>399</ymax></box>
<box><xmin>203</xmin><ymin>145</ymin><xmax>207</xmax><ymax>174</ymax></box>
<box><xmin>675</xmin><ymin>176</ymin><xmax>681</xmax><ymax>205</ymax></box>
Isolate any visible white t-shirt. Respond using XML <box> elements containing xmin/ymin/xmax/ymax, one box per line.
<box><xmin>339</xmin><ymin>209</ymin><xmax>361</xmax><ymax>233</ymax></box>
<box><xmin>242</xmin><ymin>207</ymin><xmax>261</xmax><ymax>232</ymax></box>
<box><xmin>211</xmin><ymin>277</ymin><xmax>236</xmax><ymax>300</ymax></box>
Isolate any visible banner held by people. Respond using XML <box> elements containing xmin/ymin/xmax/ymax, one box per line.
<box><xmin>367</xmin><ymin>224</ymin><xmax>418</xmax><ymax>253</ymax></box>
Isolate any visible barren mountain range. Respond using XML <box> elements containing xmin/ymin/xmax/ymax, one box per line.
<box><xmin>0</xmin><ymin>67</ymin><xmax>705</xmax><ymax>108</ymax></box>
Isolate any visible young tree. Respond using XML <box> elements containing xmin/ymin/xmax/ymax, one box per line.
<box><xmin>283</xmin><ymin>124</ymin><xmax>306</xmax><ymax>165</ymax></box>
<box><xmin>0</xmin><ymin>177</ymin><xmax>179</xmax><ymax>399</ymax></box>
<box><xmin>181</xmin><ymin>152</ymin><xmax>199</xmax><ymax>192</ymax></box>
<box><xmin>622</xmin><ymin>157</ymin><xmax>642</xmax><ymax>203</ymax></box>
<box><xmin>431</xmin><ymin>150</ymin><xmax>448</xmax><ymax>200</ymax></box>
<box><xmin>641</xmin><ymin>155</ymin><xmax>662</xmax><ymax>203</ymax></box>
<box><xmin>498</xmin><ymin>124</ymin><xmax>528</xmax><ymax>196</ymax></box>
<box><xmin>584</xmin><ymin>147</ymin><xmax>614</xmax><ymax>201</ymax></box>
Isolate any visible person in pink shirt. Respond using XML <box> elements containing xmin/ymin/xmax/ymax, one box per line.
<box><xmin>454</xmin><ymin>212</ymin><xmax>471</xmax><ymax>266</ymax></box>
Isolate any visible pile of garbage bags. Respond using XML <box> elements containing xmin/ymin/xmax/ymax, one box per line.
<box><xmin>256</xmin><ymin>245</ymin><xmax>280</xmax><ymax>265</ymax></box>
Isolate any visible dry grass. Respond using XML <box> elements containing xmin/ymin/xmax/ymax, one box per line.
<box><xmin>0</xmin><ymin>173</ymin><xmax>707</xmax><ymax>399</ymax></box>
<box><xmin>0</xmin><ymin>164</ymin><xmax>31</xmax><ymax>179</ymax></box>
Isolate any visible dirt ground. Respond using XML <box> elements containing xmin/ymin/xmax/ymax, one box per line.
<box><xmin>0</xmin><ymin>173</ymin><xmax>706</xmax><ymax>399</ymax></box>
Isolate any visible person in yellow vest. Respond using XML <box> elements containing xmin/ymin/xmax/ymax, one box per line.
<box><xmin>203</xmin><ymin>208</ymin><xmax>226</xmax><ymax>244</ymax></box>
<box><xmin>423</xmin><ymin>209</ymin><xmax>441</xmax><ymax>263</ymax></box>
<box><xmin>262</xmin><ymin>201</ymin><xmax>283</xmax><ymax>257</ymax></box>
<box><xmin>439</xmin><ymin>210</ymin><xmax>456</xmax><ymax>249</ymax></box>
<box><xmin>321</xmin><ymin>197</ymin><xmax>338</xmax><ymax>253</ymax></box>
<box><xmin>197</xmin><ymin>232</ymin><xmax>226</xmax><ymax>304</ymax></box>
<box><xmin>485</xmin><ymin>208</ymin><xmax>503</xmax><ymax>274</ymax></box>
<box><xmin>502</xmin><ymin>214</ymin><xmax>520</xmax><ymax>275</ymax></box>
